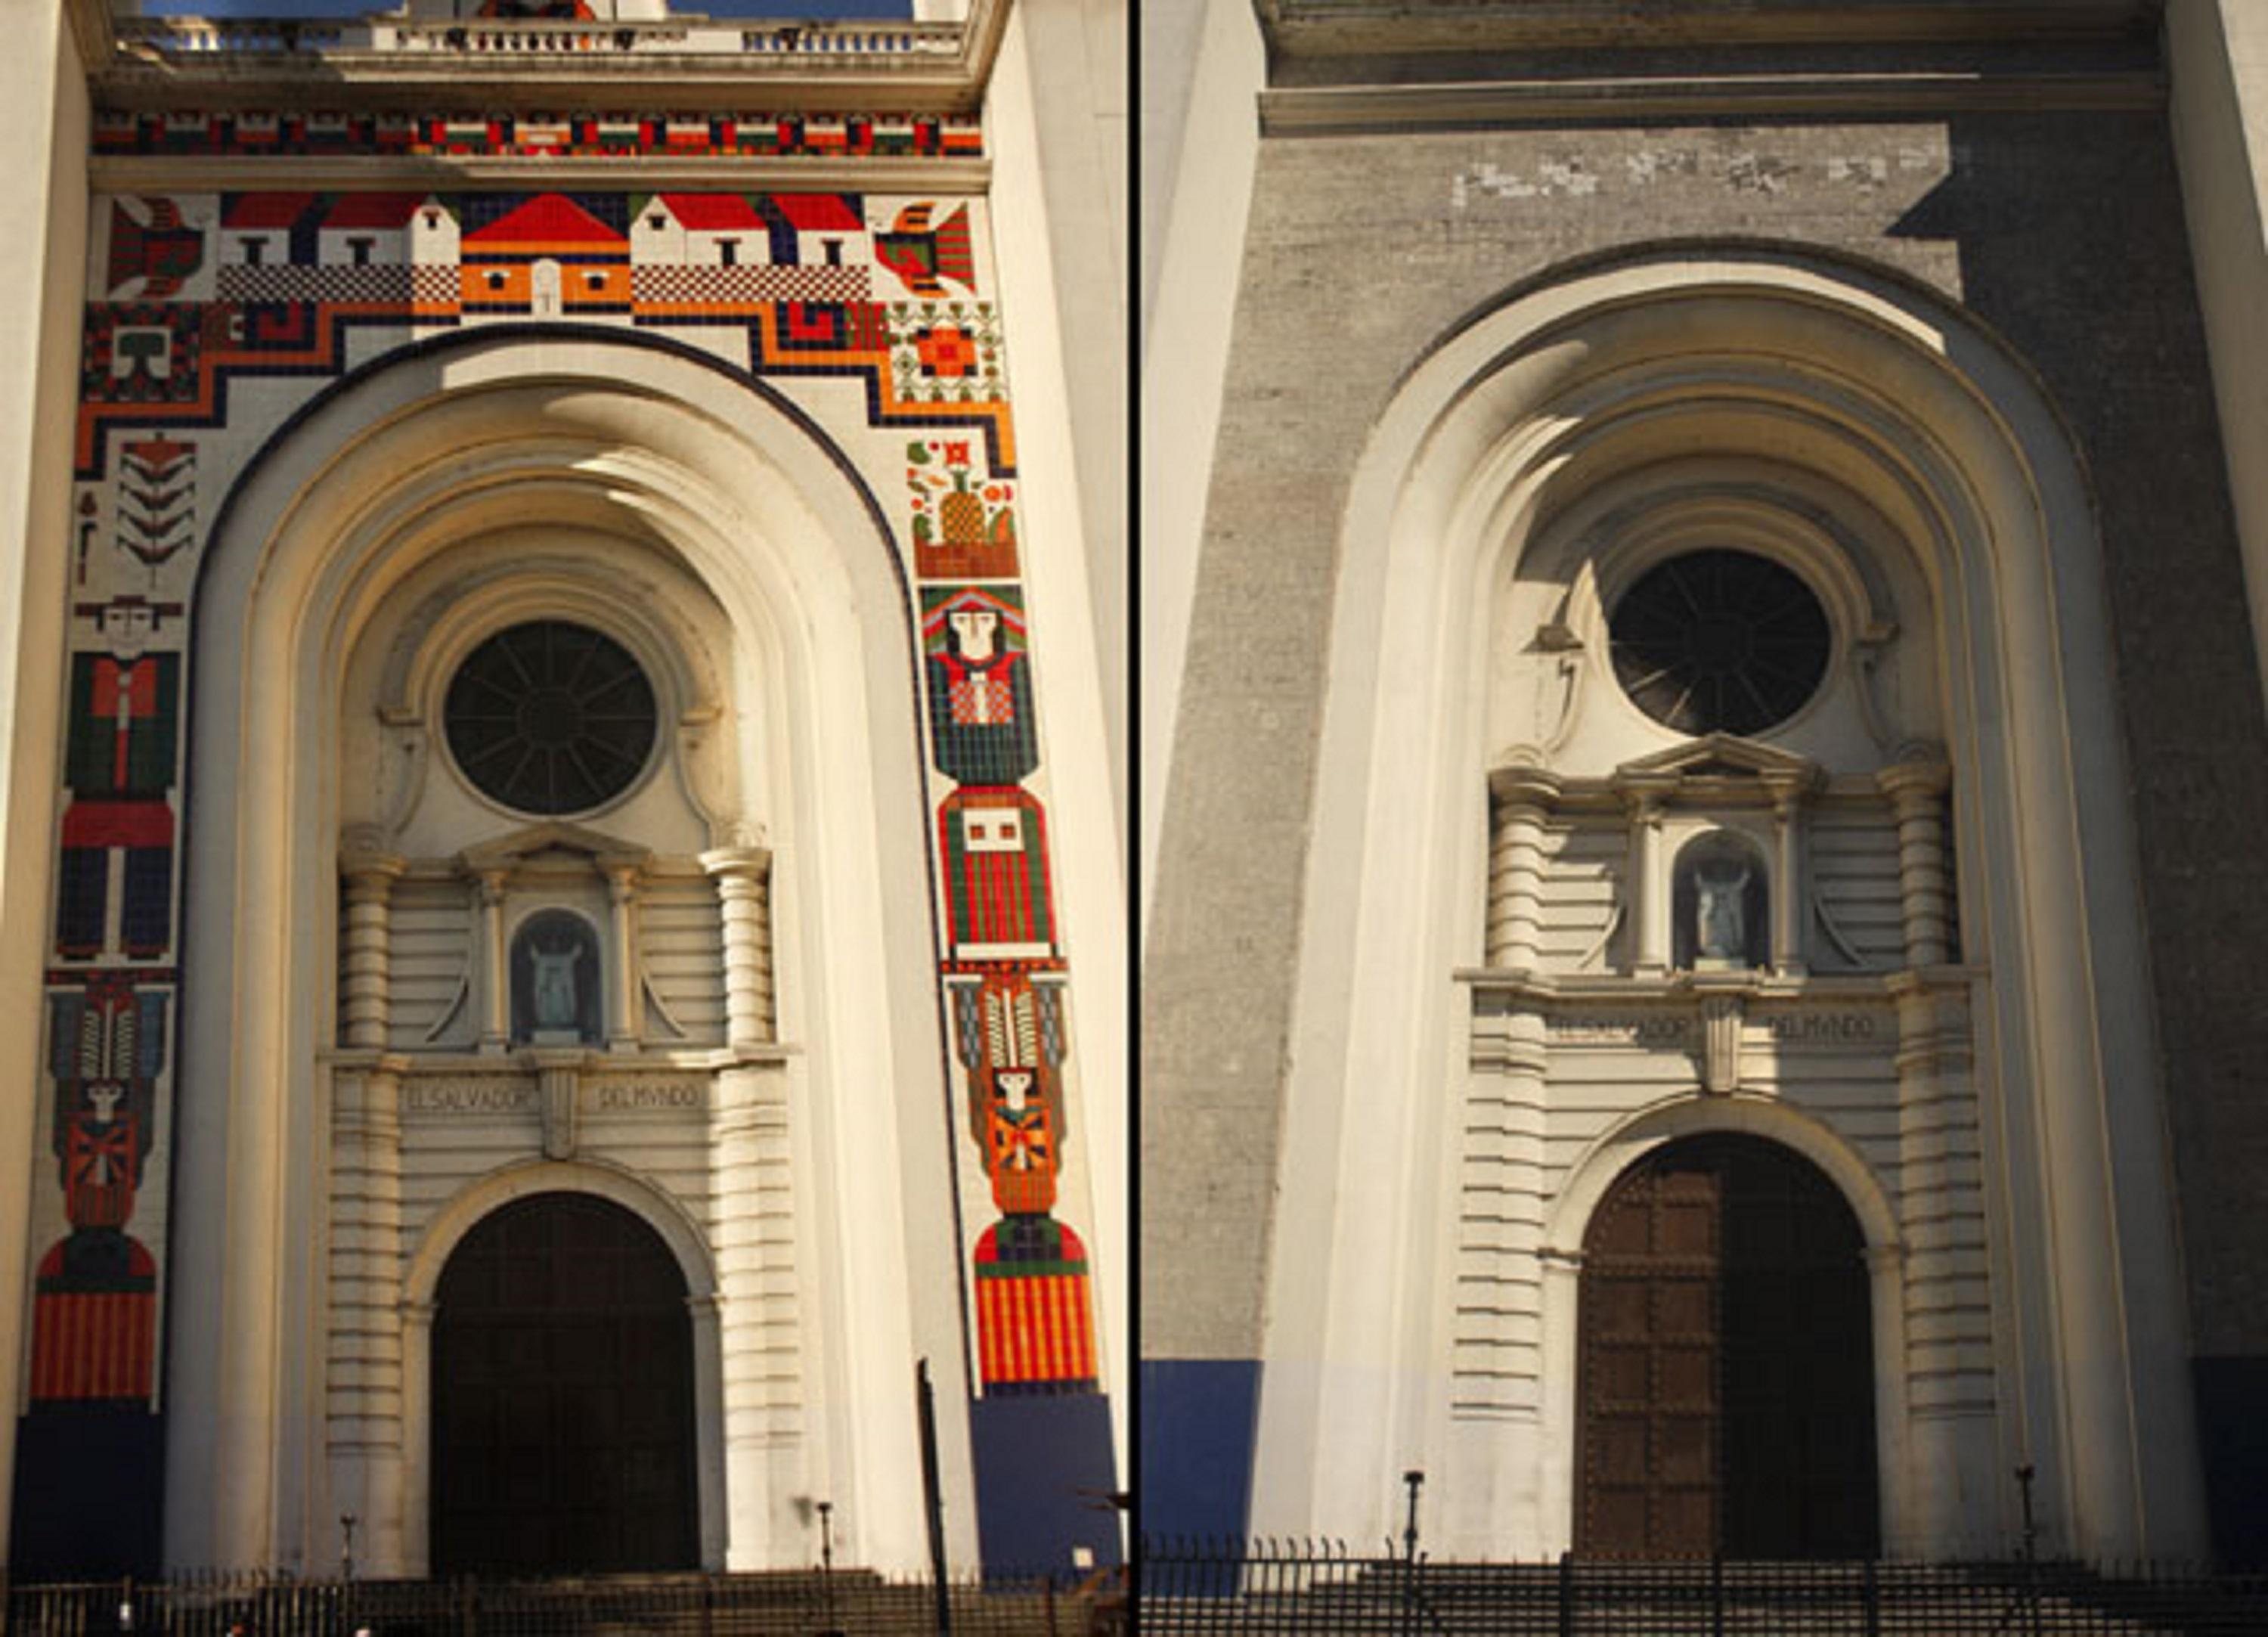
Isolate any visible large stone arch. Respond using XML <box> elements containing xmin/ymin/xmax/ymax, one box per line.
<box><xmin>1251</xmin><ymin>243</ymin><xmax>2207</xmax><ymax>1561</ymax></box>
<box><xmin>163</xmin><ymin>331</ymin><xmax>972</xmax><ymax>1574</ymax></box>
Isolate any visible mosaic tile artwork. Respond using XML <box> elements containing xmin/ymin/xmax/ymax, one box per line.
<box><xmin>93</xmin><ymin>110</ymin><xmax>984</xmax><ymax>162</ymax></box>
<box><xmin>29</xmin><ymin>177</ymin><xmax>1101</xmax><ymax>1441</ymax></box>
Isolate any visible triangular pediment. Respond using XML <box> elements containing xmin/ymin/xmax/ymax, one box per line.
<box><xmin>457</xmin><ymin>820</ymin><xmax>650</xmax><ymax>875</ymax></box>
<box><xmin>1614</xmin><ymin>733</ymin><xmax>1821</xmax><ymax>786</ymax></box>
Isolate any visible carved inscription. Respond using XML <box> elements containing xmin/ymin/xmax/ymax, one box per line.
<box><xmin>1760</xmin><ymin>1013</ymin><xmax>1881</xmax><ymax>1044</ymax></box>
<box><xmin>1547</xmin><ymin>1015</ymin><xmax>1689</xmax><ymax>1045</ymax></box>
<box><xmin>404</xmin><ymin>1079</ymin><xmax>537</xmax><ymax>1115</ymax></box>
<box><xmin>592</xmin><ymin>1080</ymin><xmax>706</xmax><ymax>1111</ymax></box>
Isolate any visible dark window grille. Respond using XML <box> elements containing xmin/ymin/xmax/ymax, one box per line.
<box><xmin>444</xmin><ymin>620</ymin><xmax>658</xmax><ymax>816</ymax></box>
<box><xmin>1609</xmin><ymin>550</ymin><xmax>1830</xmax><ymax>736</ymax></box>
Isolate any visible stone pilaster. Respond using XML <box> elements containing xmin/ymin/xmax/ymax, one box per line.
<box><xmin>327</xmin><ymin>1054</ymin><xmax>408</xmax><ymax>1573</ymax></box>
<box><xmin>709</xmin><ymin>1065</ymin><xmax>801</xmax><ymax>1569</ymax></box>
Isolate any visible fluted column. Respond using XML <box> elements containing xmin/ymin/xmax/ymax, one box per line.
<box><xmin>339</xmin><ymin>846</ymin><xmax>407</xmax><ymax>1049</ymax></box>
<box><xmin>1617</xmin><ymin>777</ymin><xmax>1676</xmax><ymax>975</ymax></box>
<box><xmin>1880</xmin><ymin>760</ymin><xmax>1954</xmax><ymax>967</ymax></box>
<box><xmin>702</xmin><ymin>847</ymin><xmax>775</xmax><ymax>1048</ymax></box>
<box><xmin>1764</xmin><ymin>775</ymin><xmax>1811</xmax><ymax>978</ymax></box>
<box><xmin>1486</xmin><ymin>765</ymin><xmax>1561</xmax><ymax>970</ymax></box>
<box><xmin>603</xmin><ymin>859</ymin><xmax>643</xmax><ymax>1052</ymax></box>
<box><xmin>475</xmin><ymin>867</ymin><xmax>510</xmax><ymax>1052</ymax></box>
<box><xmin>327</xmin><ymin>1056</ymin><xmax>407</xmax><ymax>1573</ymax></box>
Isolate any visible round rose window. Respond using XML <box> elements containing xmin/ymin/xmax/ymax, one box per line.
<box><xmin>1607</xmin><ymin>550</ymin><xmax>1831</xmax><ymax>736</ymax></box>
<box><xmin>443</xmin><ymin>620</ymin><xmax>658</xmax><ymax>815</ymax></box>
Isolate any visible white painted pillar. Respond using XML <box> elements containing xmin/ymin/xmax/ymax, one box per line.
<box><xmin>0</xmin><ymin>2</ymin><xmax>91</xmax><ymax>1561</ymax></box>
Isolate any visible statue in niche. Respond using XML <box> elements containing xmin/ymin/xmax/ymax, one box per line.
<box><xmin>531</xmin><ymin>942</ymin><xmax>581</xmax><ymax>1031</ymax></box>
<box><xmin>1672</xmin><ymin>832</ymin><xmax>1769</xmax><ymax>970</ymax></box>
<box><xmin>511</xmin><ymin>909</ymin><xmax>601</xmax><ymax>1046</ymax></box>
<box><xmin>1695</xmin><ymin>857</ymin><xmax>1752</xmax><ymax>963</ymax></box>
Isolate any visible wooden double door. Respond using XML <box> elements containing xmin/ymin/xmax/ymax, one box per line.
<box><xmin>1577</xmin><ymin>1134</ymin><xmax>1879</xmax><ymax>1558</ymax></box>
<box><xmin>430</xmin><ymin>1192</ymin><xmax>700</xmax><ymax>1574</ymax></box>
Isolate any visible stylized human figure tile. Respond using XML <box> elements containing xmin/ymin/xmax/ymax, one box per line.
<box><xmin>55</xmin><ymin>606</ymin><xmax>180</xmax><ymax>962</ymax></box>
<box><xmin>32</xmin><ymin>976</ymin><xmax>167</xmax><ymax>1405</ymax></box>
<box><xmin>974</xmin><ymin>1215</ymin><xmax>1098</xmax><ymax>1394</ymax></box>
<box><xmin>939</xmin><ymin>788</ymin><xmax>1058</xmax><ymax>963</ymax></box>
<box><xmin>924</xmin><ymin>587</ymin><xmax>1037</xmax><ymax>786</ymax></box>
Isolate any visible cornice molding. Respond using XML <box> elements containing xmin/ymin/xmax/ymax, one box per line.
<box><xmin>92</xmin><ymin>0</ymin><xmax>1012</xmax><ymax>116</ymax></box>
<box><xmin>1259</xmin><ymin>67</ymin><xmax>2164</xmax><ymax>136</ymax></box>
<box><xmin>1255</xmin><ymin>0</ymin><xmax>2161</xmax><ymax>59</ymax></box>
<box><xmin>90</xmin><ymin>153</ymin><xmax>991</xmax><ymax>194</ymax></box>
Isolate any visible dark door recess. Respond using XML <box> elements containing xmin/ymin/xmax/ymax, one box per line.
<box><xmin>431</xmin><ymin>1192</ymin><xmax>699</xmax><ymax>1574</ymax></box>
<box><xmin>1577</xmin><ymin>1133</ymin><xmax>1879</xmax><ymax>1558</ymax></box>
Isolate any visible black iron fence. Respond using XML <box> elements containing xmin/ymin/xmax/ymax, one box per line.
<box><xmin>1137</xmin><ymin>1539</ymin><xmax>2268</xmax><ymax>1634</ymax></box>
<box><xmin>0</xmin><ymin>1568</ymin><xmax>1126</xmax><ymax>1637</ymax></box>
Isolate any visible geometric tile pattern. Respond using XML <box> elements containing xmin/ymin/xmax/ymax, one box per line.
<box><xmin>93</xmin><ymin>109</ymin><xmax>984</xmax><ymax>161</ymax></box>
<box><xmin>30</xmin><ymin>178</ymin><xmax>1099</xmax><ymax>1434</ymax></box>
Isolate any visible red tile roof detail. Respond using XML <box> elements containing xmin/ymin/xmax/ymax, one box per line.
<box><xmin>658</xmin><ymin>194</ymin><xmax>766</xmax><ymax>231</ymax></box>
<box><xmin>771</xmin><ymin>194</ymin><xmax>864</xmax><ymax>232</ymax></box>
<box><xmin>464</xmin><ymin>194</ymin><xmax>625</xmax><ymax>248</ymax></box>
<box><xmin>322</xmin><ymin>194</ymin><xmax>426</xmax><ymax>231</ymax></box>
<box><xmin>222</xmin><ymin>193</ymin><xmax>317</xmax><ymax>229</ymax></box>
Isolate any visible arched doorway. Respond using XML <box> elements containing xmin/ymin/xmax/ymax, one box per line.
<box><xmin>430</xmin><ymin>1192</ymin><xmax>699</xmax><ymax>1573</ymax></box>
<box><xmin>1576</xmin><ymin>1133</ymin><xmax>1877</xmax><ymax>1558</ymax></box>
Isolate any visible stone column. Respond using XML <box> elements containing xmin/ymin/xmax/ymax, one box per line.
<box><xmin>702</xmin><ymin>847</ymin><xmax>775</xmax><ymax>1047</ymax></box>
<box><xmin>1617</xmin><ymin>777</ymin><xmax>1676</xmax><ymax>975</ymax></box>
<box><xmin>339</xmin><ymin>846</ymin><xmax>407</xmax><ymax>1049</ymax></box>
<box><xmin>1880</xmin><ymin>760</ymin><xmax>1953</xmax><ymax>968</ymax></box>
<box><xmin>1486</xmin><ymin>765</ymin><xmax>1560</xmax><ymax>970</ymax></box>
<box><xmin>603</xmin><ymin>859</ymin><xmax>643</xmax><ymax>1053</ymax></box>
<box><xmin>1765</xmin><ymin>777</ymin><xmax>1810</xmax><ymax>977</ymax></box>
<box><xmin>475</xmin><ymin>867</ymin><xmax>510</xmax><ymax>1052</ymax></box>
<box><xmin>327</xmin><ymin>1056</ymin><xmax>408</xmax><ymax>1573</ymax></box>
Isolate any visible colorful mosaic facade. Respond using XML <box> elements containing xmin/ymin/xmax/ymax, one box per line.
<box><xmin>26</xmin><ymin>166</ymin><xmax>1101</xmax><ymax>1535</ymax></box>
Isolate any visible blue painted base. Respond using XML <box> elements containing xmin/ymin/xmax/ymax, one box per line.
<box><xmin>1138</xmin><ymin>1359</ymin><xmax>1259</xmax><ymax>1543</ymax></box>
<box><xmin>10</xmin><ymin>1405</ymin><xmax>165</xmax><ymax>1577</ymax></box>
<box><xmin>969</xmin><ymin>1391</ymin><xmax>1120</xmax><ymax>1575</ymax></box>
<box><xmin>2195</xmin><ymin>1356</ymin><xmax>2268</xmax><ymax>1567</ymax></box>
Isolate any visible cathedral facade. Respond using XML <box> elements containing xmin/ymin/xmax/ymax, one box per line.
<box><xmin>0</xmin><ymin>0</ymin><xmax>1126</xmax><ymax>1580</ymax></box>
<box><xmin>1145</xmin><ymin>0</ymin><xmax>2268</xmax><ymax>1567</ymax></box>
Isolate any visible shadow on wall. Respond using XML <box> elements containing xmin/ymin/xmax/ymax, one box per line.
<box><xmin>1891</xmin><ymin>110</ymin><xmax>2268</xmax><ymax>1569</ymax></box>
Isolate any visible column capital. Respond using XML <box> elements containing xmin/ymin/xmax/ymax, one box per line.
<box><xmin>1877</xmin><ymin>757</ymin><xmax>1951</xmax><ymax>804</ymax></box>
<box><xmin>338</xmin><ymin>844</ymin><xmax>407</xmax><ymax>887</ymax></box>
<box><xmin>700</xmin><ymin>845</ymin><xmax>773</xmax><ymax>882</ymax></box>
<box><xmin>1488</xmin><ymin>760</ymin><xmax>1564</xmax><ymax>811</ymax></box>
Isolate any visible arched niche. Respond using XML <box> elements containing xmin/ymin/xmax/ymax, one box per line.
<box><xmin>1252</xmin><ymin>244</ymin><xmax>2205</xmax><ymax>1564</ymax></box>
<box><xmin>166</xmin><ymin>332</ymin><xmax>975</xmax><ymax>1576</ymax></box>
